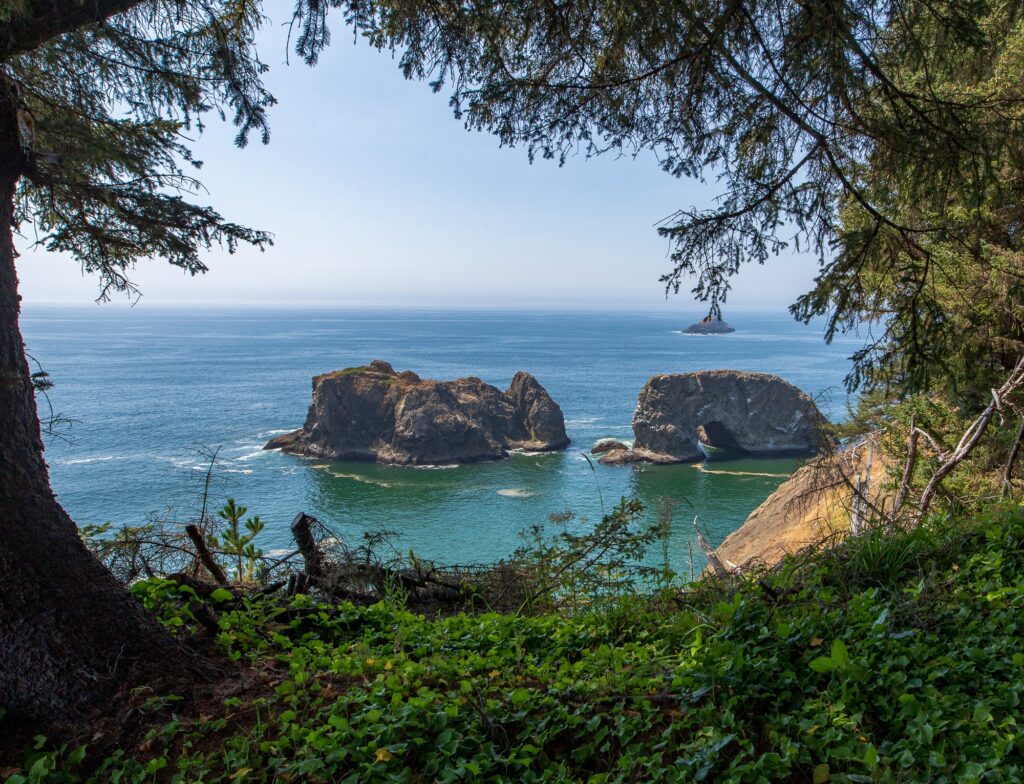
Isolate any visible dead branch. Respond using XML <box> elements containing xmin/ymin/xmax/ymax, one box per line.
<box><xmin>291</xmin><ymin>512</ymin><xmax>325</xmax><ymax>582</ymax></box>
<box><xmin>913</xmin><ymin>426</ymin><xmax>950</xmax><ymax>461</ymax></box>
<box><xmin>185</xmin><ymin>524</ymin><xmax>229</xmax><ymax>585</ymax></box>
<box><xmin>695</xmin><ymin>515</ymin><xmax>728</xmax><ymax>577</ymax></box>
<box><xmin>1002</xmin><ymin>416</ymin><xmax>1024</xmax><ymax>499</ymax></box>
<box><xmin>920</xmin><ymin>356</ymin><xmax>1024</xmax><ymax>515</ymax></box>
<box><xmin>892</xmin><ymin>414</ymin><xmax>919</xmax><ymax>519</ymax></box>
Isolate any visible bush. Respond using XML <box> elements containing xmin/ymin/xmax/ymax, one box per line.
<box><xmin>11</xmin><ymin>505</ymin><xmax>1024</xmax><ymax>782</ymax></box>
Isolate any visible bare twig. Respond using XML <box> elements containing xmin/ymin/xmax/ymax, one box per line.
<box><xmin>892</xmin><ymin>414</ymin><xmax>919</xmax><ymax>519</ymax></box>
<box><xmin>920</xmin><ymin>356</ymin><xmax>1024</xmax><ymax>514</ymax></box>
<box><xmin>1001</xmin><ymin>416</ymin><xmax>1024</xmax><ymax>499</ymax></box>
<box><xmin>694</xmin><ymin>515</ymin><xmax>728</xmax><ymax>577</ymax></box>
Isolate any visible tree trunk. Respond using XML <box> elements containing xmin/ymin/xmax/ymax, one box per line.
<box><xmin>0</xmin><ymin>81</ymin><xmax>207</xmax><ymax>727</ymax></box>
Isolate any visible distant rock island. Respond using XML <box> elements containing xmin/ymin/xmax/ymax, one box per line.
<box><xmin>265</xmin><ymin>360</ymin><xmax>570</xmax><ymax>465</ymax></box>
<box><xmin>683</xmin><ymin>307</ymin><xmax>735</xmax><ymax>334</ymax></box>
<box><xmin>598</xmin><ymin>370</ymin><xmax>825</xmax><ymax>465</ymax></box>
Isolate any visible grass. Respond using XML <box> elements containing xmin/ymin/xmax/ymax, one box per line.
<box><xmin>322</xmin><ymin>366</ymin><xmax>372</xmax><ymax>379</ymax></box>
<box><xmin>5</xmin><ymin>505</ymin><xmax>1024</xmax><ymax>782</ymax></box>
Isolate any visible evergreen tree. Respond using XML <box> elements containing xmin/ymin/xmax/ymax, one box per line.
<box><xmin>0</xmin><ymin>0</ymin><xmax>276</xmax><ymax>724</ymax></box>
<box><xmin>316</xmin><ymin>0</ymin><xmax>1024</xmax><ymax>400</ymax></box>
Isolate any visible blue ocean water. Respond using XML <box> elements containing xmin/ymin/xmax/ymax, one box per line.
<box><xmin>22</xmin><ymin>307</ymin><xmax>861</xmax><ymax>571</ymax></box>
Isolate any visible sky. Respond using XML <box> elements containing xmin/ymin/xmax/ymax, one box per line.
<box><xmin>15</xmin><ymin>3</ymin><xmax>820</xmax><ymax>313</ymax></box>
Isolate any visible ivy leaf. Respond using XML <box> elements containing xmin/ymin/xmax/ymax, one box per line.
<box><xmin>830</xmin><ymin>639</ymin><xmax>849</xmax><ymax>668</ymax></box>
<box><xmin>809</xmin><ymin>656</ymin><xmax>836</xmax><ymax>673</ymax></box>
<box><xmin>863</xmin><ymin>745</ymin><xmax>879</xmax><ymax>769</ymax></box>
<box><xmin>210</xmin><ymin>588</ymin><xmax>234</xmax><ymax>603</ymax></box>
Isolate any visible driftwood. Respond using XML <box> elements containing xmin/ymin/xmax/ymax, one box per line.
<box><xmin>291</xmin><ymin>512</ymin><xmax>324</xmax><ymax>581</ymax></box>
<box><xmin>184</xmin><ymin>524</ymin><xmax>229</xmax><ymax>585</ymax></box>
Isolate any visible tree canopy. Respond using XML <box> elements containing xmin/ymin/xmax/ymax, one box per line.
<box><xmin>293</xmin><ymin>0</ymin><xmax>1024</xmax><ymax>401</ymax></box>
<box><xmin>5</xmin><ymin>0</ymin><xmax>1022</xmax><ymax>397</ymax></box>
<box><xmin>2</xmin><ymin>0</ymin><xmax>275</xmax><ymax>297</ymax></box>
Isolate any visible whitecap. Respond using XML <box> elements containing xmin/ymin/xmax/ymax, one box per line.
<box><xmin>236</xmin><ymin>449</ymin><xmax>271</xmax><ymax>462</ymax></box>
<box><xmin>692</xmin><ymin>465</ymin><xmax>790</xmax><ymax>478</ymax></box>
<box><xmin>497</xmin><ymin>488</ymin><xmax>536</xmax><ymax>498</ymax></box>
<box><xmin>327</xmin><ymin>471</ymin><xmax>393</xmax><ymax>488</ymax></box>
<box><xmin>63</xmin><ymin>455</ymin><xmax>119</xmax><ymax>465</ymax></box>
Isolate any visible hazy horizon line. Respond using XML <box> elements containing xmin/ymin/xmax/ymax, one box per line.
<box><xmin>21</xmin><ymin>299</ymin><xmax>799</xmax><ymax>315</ymax></box>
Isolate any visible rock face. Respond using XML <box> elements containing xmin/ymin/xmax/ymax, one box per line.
<box><xmin>714</xmin><ymin>438</ymin><xmax>890</xmax><ymax>569</ymax></box>
<box><xmin>683</xmin><ymin>315</ymin><xmax>735</xmax><ymax>334</ymax></box>
<box><xmin>599</xmin><ymin>370</ymin><xmax>825</xmax><ymax>465</ymax></box>
<box><xmin>265</xmin><ymin>361</ymin><xmax>570</xmax><ymax>465</ymax></box>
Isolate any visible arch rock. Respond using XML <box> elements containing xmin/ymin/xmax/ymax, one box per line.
<box><xmin>599</xmin><ymin>370</ymin><xmax>826</xmax><ymax>465</ymax></box>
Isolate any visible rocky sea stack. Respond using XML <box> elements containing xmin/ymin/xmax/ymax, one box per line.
<box><xmin>683</xmin><ymin>315</ymin><xmax>735</xmax><ymax>334</ymax></box>
<box><xmin>599</xmin><ymin>370</ymin><xmax>826</xmax><ymax>465</ymax></box>
<box><xmin>265</xmin><ymin>360</ymin><xmax>569</xmax><ymax>465</ymax></box>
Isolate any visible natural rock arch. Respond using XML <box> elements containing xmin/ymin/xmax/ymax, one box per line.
<box><xmin>600</xmin><ymin>370</ymin><xmax>825</xmax><ymax>465</ymax></box>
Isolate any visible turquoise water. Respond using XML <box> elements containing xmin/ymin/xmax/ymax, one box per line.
<box><xmin>22</xmin><ymin>307</ymin><xmax>860</xmax><ymax>571</ymax></box>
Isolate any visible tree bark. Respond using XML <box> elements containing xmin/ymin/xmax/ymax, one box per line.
<box><xmin>0</xmin><ymin>0</ymin><xmax>150</xmax><ymax>62</ymax></box>
<box><xmin>0</xmin><ymin>80</ymin><xmax>206</xmax><ymax>727</ymax></box>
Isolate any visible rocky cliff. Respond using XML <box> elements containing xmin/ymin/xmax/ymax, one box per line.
<box><xmin>714</xmin><ymin>438</ymin><xmax>891</xmax><ymax>569</ymax></box>
<box><xmin>599</xmin><ymin>370</ymin><xmax>825</xmax><ymax>465</ymax></box>
<box><xmin>265</xmin><ymin>360</ymin><xmax>569</xmax><ymax>465</ymax></box>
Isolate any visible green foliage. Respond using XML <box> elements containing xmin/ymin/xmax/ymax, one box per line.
<box><xmin>212</xmin><ymin>498</ymin><xmax>264</xmax><ymax>583</ymax></box>
<box><xmin>290</xmin><ymin>0</ymin><xmax>1024</xmax><ymax>401</ymax></box>
<box><xmin>12</xmin><ymin>505</ymin><xmax>1024</xmax><ymax>782</ymax></box>
<box><xmin>842</xmin><ymin>390</ymin><xmax>1018</xmax><ymax>511</ymax></box>
<box><xmin>513</xmin><ymin>497</ymin><xmax>668</xmax><ymax>610</ymax></box>
<box><xmin>2</xmin><ymin>0</ymin><xmax>275</xmax><ymax>299</ymax></box>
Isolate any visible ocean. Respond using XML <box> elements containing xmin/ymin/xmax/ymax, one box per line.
<box><xmin>21</xmin><ymin>307</ymin><xmax>861</xmax><ymax>572</ymax></box>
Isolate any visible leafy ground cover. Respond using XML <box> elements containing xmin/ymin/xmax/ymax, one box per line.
<box><xmin>5</xmin><ymin>505</ymin><xmax>1024</xmax><ymax>783</ymax></box>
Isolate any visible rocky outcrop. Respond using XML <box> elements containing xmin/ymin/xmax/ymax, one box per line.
<box><xmin>683</xmin><ymin>315</ymin><xmax>735</xmax><ymax>334</ymax></box>
<box><xmin>599</xmin><ymin>370</ymin><xmax>825</xmax><ymax>465</ymax></box>
<box><xmin>265</xmin><ymin>361</ymin><xmax>569</xmax><ymax>465</ymax></box>
<box><xmin>591</xmin><ymin>438</ymin><xmax>629</xmax><ymax>455</ymax></box>
<box><xmin>714</xmin><ymin>438</ymin><xmax>891</xmax><ymax>569</ymax></box>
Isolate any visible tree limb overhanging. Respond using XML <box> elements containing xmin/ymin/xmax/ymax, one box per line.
<box><xmin>0</xmin><ymin>0</ymin><xmax>150</xmax><ymax>61</ymax></box>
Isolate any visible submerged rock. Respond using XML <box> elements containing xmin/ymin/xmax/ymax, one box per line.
<box><xmin>683</xmin><ymin>315</ymin><xmax>735</xmax><ymax>334</ymax></box>
<box><xmin>266</xmin><ymin>361</ymin><xmax>569</xmax><ymax>465</ymax></box>
<box><xmin>599</xmin><ymin>370</ymin><xmax>826</xmax><ymax>465</ymax></box>
<box><xmin>596</xmin><ymin>448</ymin><xmax>679</xmax><ymax>466</ymax></box>
<box><xmin>591</xmin><ymin>438</ymin><xmax>629</xmax><ymax>455</ymax></box>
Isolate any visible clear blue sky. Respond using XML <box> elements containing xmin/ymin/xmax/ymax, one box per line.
<box><xmin>16</xmin><ymin>2</ymin><xmax>819</xmax><ymax>313</ymax></box>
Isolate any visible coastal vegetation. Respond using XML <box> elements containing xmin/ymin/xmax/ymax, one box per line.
<box><xmin>1</xmin><ymin>0</ymin><xmax>1024</xmax><ymax>780</ymax></box>
<box><xmin>6</xmin><ymin>503</ymin><xmax>1024</xmax><ymax>781</ymax></box>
